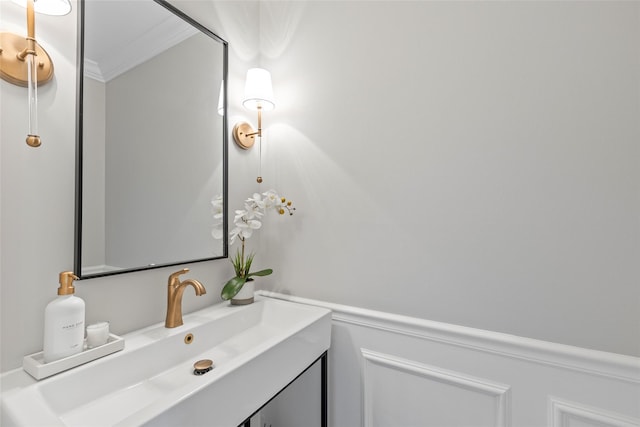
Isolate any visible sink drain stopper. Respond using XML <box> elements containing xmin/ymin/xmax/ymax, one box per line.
<box><xmin>193</xmin><ymin>359</ymin><xmax>214</xmax><ymax>375</ymax></box>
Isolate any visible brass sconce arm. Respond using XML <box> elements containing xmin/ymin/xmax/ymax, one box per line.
<box><xmin>245</xmin><ymin>106</ymin><xmax>263</xmax><ymax>138</ymax></box>
<box><xmin>233</xmin><ymin>106</ymin><xmax>264</xmax><ymax>149</ymax></box>
<box><xmin>19</xmin><ymin>0</ymin><xmax>37</xmax><ymax>59</ymax></box>
<box><xmin>0</xmin><ymin>0</ymin><xmax>65</xmax><ymax>147</ymax></box>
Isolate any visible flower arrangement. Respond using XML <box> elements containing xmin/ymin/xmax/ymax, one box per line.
<box><xmin>212</xmin><ymin>190</ymin><xmax>295</xmax><ymax>301</ymax></box>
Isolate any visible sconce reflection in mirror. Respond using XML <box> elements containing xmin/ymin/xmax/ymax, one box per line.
<box><xmin>217</xmin><ymin>80</ymin><xmax>225</xmax><ymax>117</ymax></box>
<box><xmin>0</xmin><ymin>0</ymin><xmax>71</xmax><ymax>147</ymax></box>
<box><xmin>233</xmin><ymin>68</ymin><xmax>275</xmax><ymax>183</ymax></box>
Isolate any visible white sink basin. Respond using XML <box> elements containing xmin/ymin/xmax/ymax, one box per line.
<box><xmin>1</xmin><ymin>295</ymin><xmax>331</xmax><ymax>427</ymax></box>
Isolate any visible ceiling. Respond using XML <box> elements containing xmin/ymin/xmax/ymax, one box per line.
<box><xmin>84</xmin><ymin>0</ymin><xmax>197</xmax><ymax>82</ymax></box>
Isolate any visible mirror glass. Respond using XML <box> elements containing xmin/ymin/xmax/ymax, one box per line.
<box><xmin>75</xmin><ymin>0</ymin><xmax>228</xmax><ymax>279</ymax></box>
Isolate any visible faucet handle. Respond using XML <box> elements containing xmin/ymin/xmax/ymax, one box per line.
<box><xmin>168</xmin><ymin>268</ymin><xmax>189</xmax><ymax>284</ymax></box>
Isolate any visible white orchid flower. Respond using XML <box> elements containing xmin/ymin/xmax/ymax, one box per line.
<box><xmin>229</xmin><ymin>227</ymin><xmax>239</xmax><ymax>245</ymax></box>
<box><xmin>230</xmin><ymin>222</ymin><xmax>259</xmax><ymax>244</ymax></box>
<box><xmin>247</xmin><ymin>193</ymin><xmax>266</xmax><ymax>210</ymax></box>
<box><xmin>211</xmin><ymin>227</ymin><xmax>224</xmax><ymax>239</ymax></box>
<box><xmin>211</xmin><ymin>195</ymin><xmax>224</xmax><ymax>239</ymax></box>
<box><xmin>211</xmin><ymin>195</ymin><xmax>224</xmax><ymax>218</ymax></box>
<box><xmin>234</xmin><ymin>209</ymin><xmax>248</xmax><ymax>224</ymax></box>
<box><xmin>262</xmin><ymin>190</ymin><xmax>281</xmax><ymax>210</ymax></box>
<box><xmin>231</xmin><ymin>218</ymin><xmax>262</xmax><ymax>243</ymax></box>
<box><xmin>243</xmin><ymin>201</ymin><xmax>264</xmax><ymax>220</ymax></box>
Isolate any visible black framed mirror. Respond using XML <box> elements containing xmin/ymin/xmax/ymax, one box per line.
<box><xmin>75</xmin><ymin>0</ymin><xmax>228</xmax><ymax>279</ymax></box>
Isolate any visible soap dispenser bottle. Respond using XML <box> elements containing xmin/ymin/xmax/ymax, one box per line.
<box><xmin>43</xmin><ymin>271</ymin><xmax>85</xmax><ymax>363</ymax></box>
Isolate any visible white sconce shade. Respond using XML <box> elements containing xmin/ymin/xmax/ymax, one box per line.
<box><xmin>242</xmin><ymin>68</ymin><xmax>275</xmax><ymax>111</ymax></box>
<box><xmin>11</xmin><ymin>0</ymin><xmax>71</xmax><ymax>15</ymax></box>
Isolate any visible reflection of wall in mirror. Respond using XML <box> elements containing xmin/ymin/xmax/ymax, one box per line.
<box><xmin>82</xmin><ymin>33</ymin><xmax>224</xmax><ymax>273</ymax></box>
<box><xmin>82</xmin><ymin>78</ymin><xmax>107</xmax><ymax>270</ymax></box>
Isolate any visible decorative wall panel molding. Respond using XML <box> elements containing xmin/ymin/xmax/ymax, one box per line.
<box><xmin>258</xmin><ymin>292</ymin><xmax>640</xmax><ymax>426</ymax></box>
<box><xmin>258</xmin><ymin>291</ymin><xmax>640</xmax><ymax>384</ymax></box>
<box><xmin>549</xmin><ymin>397</ymin><xmax>640</xmax><ymax>427</ymax></box>
<box><xmin>361</xmin><ymin>349</ymin><xmax>511</xmax><ymax>427</ymax></box>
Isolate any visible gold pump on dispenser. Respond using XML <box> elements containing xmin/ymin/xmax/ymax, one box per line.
<box><xmin>58</xmin><ymin>271</ymin><xmax>79</xmax><ymax>295</ymax></box>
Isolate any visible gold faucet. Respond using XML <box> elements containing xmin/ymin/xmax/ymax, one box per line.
<box><xmin>165</xmin><ymin>268</ymin><xmax>206</xmax><ymax>328</ymax></box>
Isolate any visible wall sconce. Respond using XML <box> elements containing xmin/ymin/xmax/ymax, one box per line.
<box><xmin>0</xmin><ymin>0</ymin><xmax>71</xmax><ymax>147</ymax></box>
<box><xmin>232</xmin><ymin>68</ymin><xmax>275</xmax><ymax>151</ymax></box>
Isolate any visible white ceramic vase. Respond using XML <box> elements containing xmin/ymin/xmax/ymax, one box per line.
<box><xmin>231</xmin><ymin>279</ymin><xmax>255</xmax><ymax>305</ymax></box>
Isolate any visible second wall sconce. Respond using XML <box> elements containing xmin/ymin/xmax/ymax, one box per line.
<box><xmin>232</xmin><ymin>68</ymin><xmax>275</xmax><ymax>151</ymax></box>
<box><xmin>0</xmin><ymin>0</ymin><xmax>71</xmax><ymax>147</ymax></box>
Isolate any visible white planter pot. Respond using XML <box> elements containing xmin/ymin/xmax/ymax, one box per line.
<box><xmin>231</xmin><ymin>279</ymin><xmax>255</xmax><ymax>305</ymax></box>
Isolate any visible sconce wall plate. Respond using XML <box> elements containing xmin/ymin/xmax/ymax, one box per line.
<box><xmin>232</xmin><ymin>122</ymin><xmax>256</xmax><ymax>150</ymax></box>
<box><xmin>0</xmin><ymin>31</ymin><xmax>54</xmax><ymax>87</ymax></box>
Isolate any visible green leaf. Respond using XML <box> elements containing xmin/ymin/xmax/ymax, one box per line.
<box><xmin>221</xmin><ymin>276</ymin><xmax>247</xmax><ymax>300</ymax></box>
<box><xmin>248</xmin><ymin>268</ymin><xmax>273</xmax><ymax>277</ymax></box>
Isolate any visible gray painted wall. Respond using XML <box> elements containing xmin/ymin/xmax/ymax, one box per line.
<box><xmin>256</xmin><ymin>0</ymin><xmax>640</xmax><ymax>356</ymax></box>
<box><xmin>1</xmin><ymin>0</ymin><xmax>638</xmax><ymax>375</ymax></box>
<box><xmin>81</xmin><ymin>78</ymin><xmax>106</xmax><ymax>268</ymax></box>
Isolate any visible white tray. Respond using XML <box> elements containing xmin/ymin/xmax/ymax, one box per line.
<box><xmin>23</xmin><ymin>334</ymin><xmax>124</xmax><ymax>380</ymax></box>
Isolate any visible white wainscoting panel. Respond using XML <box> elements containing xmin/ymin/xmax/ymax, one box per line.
<box><xmin>549</xmin><ymin>397</ymin><xmax>640</xmax><ymax>427</ymax></box>
<box><xmin>362</xmin><ymin>349</ymin><xmax>511</xmax><ymax>427</ymax></box>
<box><xmin>257</xmin><ymin>292</ymin><xmax>640</xmax><ymax>427</ymax></box>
